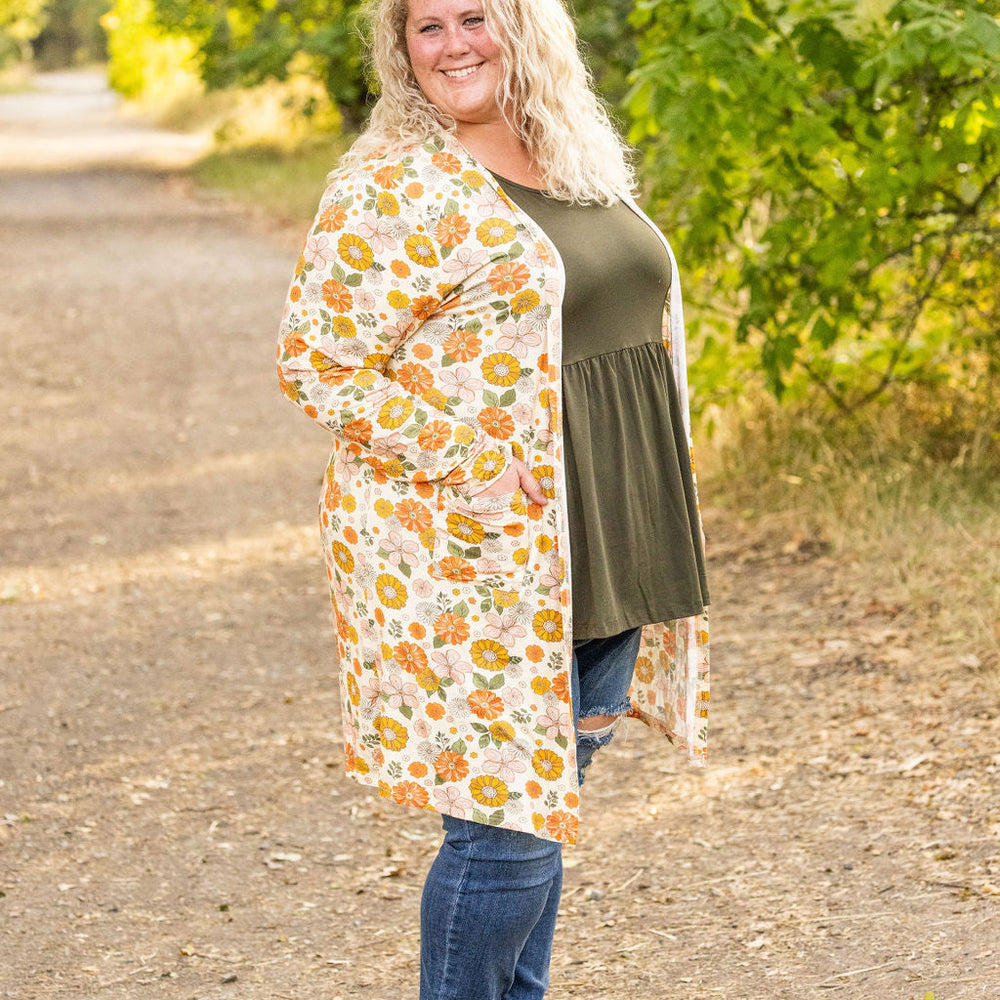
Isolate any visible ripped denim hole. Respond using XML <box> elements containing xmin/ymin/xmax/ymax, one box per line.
<box><xmin>577</xmin><ymin>717</ymin><xmax>621</xmax><ymax>749</ymax></box>
<box><xmin>578</xmin><ymin>696</ymin><xmax>632</xmax><ymax>724</ymax></box>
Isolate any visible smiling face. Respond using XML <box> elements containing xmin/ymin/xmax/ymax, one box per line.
<box><xmin>405</xmin><ymin>0</ymin><xmax>504</xmax><ymax>133</ymax></box>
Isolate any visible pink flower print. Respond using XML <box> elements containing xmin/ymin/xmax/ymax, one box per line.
<box><xmin>538</xmin><ymin>559</ymin><xmax>563</xmax><ymax>590</ymax></box>
<box><xmin>432</xmin><ymin>648</ymin><xmax>471</xmax><ymax>684</ymax></box>
<box><xmin>434</xmin><ymin>785</ymin><xmax>473</xmax><ymax>816</ymax></box>
<box><xmin>537</xmin><ymin>705</ymin><xmax>572</xmax><ymax>740</ymax></box>
<box><xmin>438</xmin><ymin>366</ymin><xmax>483</xmax><ymax>403</ymax></box>
<box><xmin>414</xmin><ymin>719</ymin><xmax>432</xmax><ymax>738</ymax></box>
<box><xmin>358</xmin><ymin>212</ymin><xmax>399</xmax><ymax>254</ymax></box>
<box><xmin>502</xmin><ymin>687</ymin><xmax>524</xmax><ymax>708</ymax></box>
<box><xmin>381</xmin><ymin>674</ymin><xmax>419</xmax><ymax>710</ymax></box>
<box><xmin>412</xmin><ymin>578</ymin><xmax>434</xmax><ymax>599</ymax></box>
<box><xmin>482</xmin><ymin>746</ymin><xmax>528</xmax><ymax>782</ymax></box>
<box><xmin>496</xmin><ymin>320</ymin><xmax>542</xmax><ymax>359</ymax></box>
<box><xmin>303</xmin><ymin>234</ymin><xmax>334</xmax><ymax>268</ymax></box>
<box><xmin>511</xmin><ymin>402</ymin><xmax>534</xmax><ymax>426</ymax></box>
<box><xmin>360</xmin><ymin>676</ymin><xmax>382</xmax><ymax>705</ymax></box>
<box><xmin>384</xmin><ymin>531</ymin><xmax>420</xmax><ymax>568</ymax></box>
<box><xmin>355</xmin><ymin>288</ymin><xmax>376</xmax><ymax>310</ymax></box>
<box><xmin>442</xmin><ymin>247</ymin><xmax>490</xmax><ymax>277</ymax></box>
<box><xmin>484</xmin><ymin>611</ymin><xmax>527</xmax><ymax>645</ymax></box>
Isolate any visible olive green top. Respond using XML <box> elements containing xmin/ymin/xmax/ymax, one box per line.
<box><xmin>494</xmin><ymin>175</ymin><xmax>710</xmax><ymax>638</ymax></box>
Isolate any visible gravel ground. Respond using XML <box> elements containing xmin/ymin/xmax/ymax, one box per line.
<box><xmin>2</xmin><ymin>72</ymin><xmax>997</xmax><ymax>1000</ymax></box>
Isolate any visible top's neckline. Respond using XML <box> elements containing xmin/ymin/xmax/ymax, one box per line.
<box><xmin>488</xmin><ymin>170</ymin><xmax>549</xmax><ymax>195</ymax></box>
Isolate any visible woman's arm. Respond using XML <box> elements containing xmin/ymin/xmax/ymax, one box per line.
<box><xmin>277</xmin><ymin>177</ymin><xmax>502</xmax><ymax>491</ymax></box>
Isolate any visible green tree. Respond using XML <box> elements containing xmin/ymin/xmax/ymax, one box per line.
<box><xmin>628</xmin><ymin>0</ymin><xmax>1000</xmax><ymax>416</ymax></box>
<box><xmin>0</xmin><ymin>0</ymin><xmax>48</xmax><ymax>65</ymax></box>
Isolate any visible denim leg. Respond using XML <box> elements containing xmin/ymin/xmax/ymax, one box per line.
<box><xmin>420</xmin><ymin>816</ymin><xmax>563</xmax><ymax>1000</ymax></box>
<box><xmin>572</xmin><ymin>627</ymin><xmax>643</xmax><ymax>785</ymax></box>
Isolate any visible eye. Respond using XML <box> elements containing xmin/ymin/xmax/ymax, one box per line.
<box><xmin>465</xmin><ymin>16</ymin><xmax>485</xmax><ymax>27</ymax></box>
<box><xmin>419</xmin><ymin>23</ymin><xmax>441</xmax><ymax>34</ymax></box>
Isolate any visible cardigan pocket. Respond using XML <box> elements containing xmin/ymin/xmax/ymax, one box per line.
<box><xmin>428</xmin><ymin>488</ymin><xmax>531</xmax><ymax>583</ymax></box>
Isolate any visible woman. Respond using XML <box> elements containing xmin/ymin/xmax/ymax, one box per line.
<box><xmin>277</xmin><ymin>1</ymin><xmax>710</xmax><ymax>996</ymax></box>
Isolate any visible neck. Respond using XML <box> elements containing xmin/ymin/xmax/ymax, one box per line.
<box><xmin>456</xmin><ymin>118</ymin><xmax>541</xmax><ymax>187</ymax></box>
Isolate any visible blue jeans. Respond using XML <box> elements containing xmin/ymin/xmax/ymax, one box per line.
<box><xmin>419</xmin><ymin>627</ymin><xmax>642</xmax><ymax>1000</ymax></box>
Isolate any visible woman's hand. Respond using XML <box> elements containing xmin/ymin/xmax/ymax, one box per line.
<box><xmin>476</xmin><ymin>458</ymin><xmax>548</xmax><ymax>506</ymax></box>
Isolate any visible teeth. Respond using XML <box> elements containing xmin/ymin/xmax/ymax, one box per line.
<box><xmin>444</xmin><ymin>65</ymin><xmax>480</xmax><ymax>79</ymax></box>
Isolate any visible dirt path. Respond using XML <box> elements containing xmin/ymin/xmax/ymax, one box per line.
<box><xmin>1</xmin><ymin>73</ymin><xmax>997</xmax><ymax>1000</ymax></box>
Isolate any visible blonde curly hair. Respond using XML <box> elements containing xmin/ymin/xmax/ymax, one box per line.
<box><xmin>334</xmin><ymin>0</ymin><xmax>635</xmax><ymax>204</ymax></box>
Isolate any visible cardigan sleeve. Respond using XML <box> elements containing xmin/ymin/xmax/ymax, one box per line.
<box><xmin>276</xmin><ymin>172</ymin><xmax>505</xmax><ymax>490</ymax></box>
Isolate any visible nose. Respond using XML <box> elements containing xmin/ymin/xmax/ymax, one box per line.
<box><xmin>442</xmin><ymin>24</ymin><xmax>471</xmax><ymax>57</ymax></box>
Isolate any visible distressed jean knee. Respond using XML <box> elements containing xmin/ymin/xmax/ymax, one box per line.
<box><xmin>575</xmin><ymin>708</ymin><xmax>628</xmax><ymax>786</ymax></box>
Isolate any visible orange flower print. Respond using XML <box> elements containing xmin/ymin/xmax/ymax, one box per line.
<box><xmin>470</xmin><ymin>639</ymin><xmax>509</xmax><ymax>672</ymax></box>
<box><xmin>310</xmin><ymin>351</ymin><xmax>350</xmax><ymax>385</ymax></box>
<box><xmin>544</xmin><ymin>811</ymin><xmax>578</xmax><ymax>843</ymax></box>
<box><xmin>434</xmin><ymin>750</ymin><xmax>469</xmax><ymax>782</ymax></box>
<box><xmin>392</xmin><ymin>781</ymin><xmax>429</xmax><ymax>807</ymax></box>
<box><xmin>342</xmin><ymin>417</ymin><xmax>372</xmax><ymax>443</ymax></box>
<box><xmin>533</xmin><ymin>609</ymin><xmax>564</xmax><ymax>642</ymax></box>
<box><xmin>396</xmin><ymin>362</ymin><xmax>434</xmax><ymax>395</ymax></box>
<box><xmin>377</xmin><ymin>396</ymin><xmax>414</xmax><ymax>429</ymax></box>
<box><xmin>375</xmin><ymin>573</ymin><xmax>408</xmax><ymax>610</ymax></box>
<box><xmin>391</xmin><ymin>259</ymin><xmax>411</xmax><ymax>278</ymax></box>
<box><xmin>405</xmin><ymin>233</ymin><xmax>440</xmax><ymax>267</ymax></box>
<box><xmin>467</xmin><ymin>690</ymin><xmax>505</xmax><ymax>721</ymax></box>
<box><xmin>531</xmin><ymin>748</ymin><xmax>564</xmax><ymax>780</ymax></box>
<box><xmin>477</xmin><ymin>406</ymin><xmax>516</xmax><ymax>440</ymax></box>
<box><xmin>443</xmin><ymin>328</ymin><xmax>482</xmax><ymax>362</ymax></box>
<box><xmin>469</xmin><ymin>774</ymin><xmax>509</xmax><ymax>808</ymax></box>
<box><xmin>434</xmin><ymin>556</ymin><xmax>477</xmax><ymax>582</ymax></box>
<box><xmin>317</xmin><ymin>202</ymin><xmax>347</xmax><ymax>232</ymax></box>
<box><xmin>431</xmin><ymin>151</ymin><xmax>463</xmax><ymax>174</ymax></box>
<box><xmin>526</xmin><ymin>780</ymin><xmax>542</xmax><ymax>799</ymax></box>
<box><xmin>282</xmin><ymin>329</ymin><xmax>309</xmax><ymax>357</ymax></box>
<box><xmin>433</xmin><ymin>612</ymin><xmax>470</xmax><ymax>645</ymax></box>
<box><xmin>394</xmin><ymin>641</ymin><xmax>429</xmax><ymax>674</ymax></box>
<box><xmin>374</xmin><ymin>716</ymin><xmax>408</xmax><ymax>751</ymax></box>
<box><xmin>395</xmin><ymin>499</ymin><xmax>432</xmax><ymax>533</ymax></box>
<box><xmin>476</xmin><ymin>217</ymin><xmax>516</xmax><ymax>247</ymax></box>
<box><xmin>481</xmin><ymin>352</ymin><xmax>522</xmax><ymax>387</ymax></box>
<box><xmin>338</xmin><ymin>233</ymin><xmax>375</xmax><ymax>270</ymax></box>
<box><xmin>551</xmin><ymin>672</ymin><xmax>572</xmax><ymax>703</ymax></box>
<box><xmin>411</xmin><ymin>295</ymin><xmax>441</xmax><ymax>321</ymax></box>
<box><xmin>434</xmin><ymin>212</ymin><xmax>471</xmax><ymax>246</ymax></box>
<box><xmin>487</xmin><ymin>262</ymin><xmax>530</xmax><ymax>295</ymax></box>
<box><xmin>321</xmin><ymin>279</ymin><xmax>354</xmax><ymax>313</ymax></box>
<box><xmin>417</xmin><ymin>420</ymin><xmax>452</xmax><ymax>451</ymax></box>
<box><xmin>373</xmin><ymin>163</ymin><xmax>405</xmax><ymax>188</ymax></box>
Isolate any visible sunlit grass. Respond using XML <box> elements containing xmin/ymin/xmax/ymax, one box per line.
<box><xmin>192</xmin><ymin>134</ymin><xmax>353</xmax><ymax>222</ymax></box>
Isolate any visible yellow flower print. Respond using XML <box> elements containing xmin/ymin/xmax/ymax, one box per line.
<box><xmin>377</xmin><ymin>396</ymin><xmax>414</xmax><ymax>430</ymax></box>
<box><xmin>405</xmin><ymin>233</ymin><xmax>440</xmax><ymax>267</ymax></box>
<box><xmin>532</xmin><ymin>464</ymin><xmax>557</xmax><ymax>500</ymax></box>
<box><xmin>476</xmin><ymin>218</ymin><xmax>517</xmax><ymax>247</ymax></box>
<box><xmin>387</xmin><ymin>290</ymin><xmax>410</xmax><ymax>309</ymax></box>
<box><xmin>330</xmin><ymin>316</ymin><xmax>357</xmax><ymax>338</ymax></box>
<box><xmin>461</xmin><ymin>169</ymin><xmax>486</xmax><ymax>189</ymax></box>
<box><xmin>489</xmin><ymin>721</ymin><xmax>515</xmax><ymax>743</ymax></box>
<box><xmin>376</xmin><ymin>191</ymin><xmax>400</xmax><ymax>216</ymax></box>
<box><xmin>531</xmin><ymin>676</ymin><xmax>551</xmax><ymax>695</ymax></box>
<box><xmin>374</xmin><ymin>716</ymin><xmax>409</xmax><ymax>752</ymax></box>
<box><xmin>375</xmin><ymin>573</ymin><xmax>408</xmax><ymax>610</ymax></box>
<box><xmin>532</xmin><ymin>609</ymin><xmax>564</xmax><ymax>642</ymax></box>
<box><xmin>415</xmin><ymin>667</ymin><xmax>441</xmax><ymax>692</ymax></box>
<box><xmin>481</xmin><ymin>352</ymin><xmax>522</xmax><ymax>387</ymax></box>
<box><xmin>470</xmin><ymin>639</ymin><xmax>509</xmax><ymax>671</ymax></box>
<box><xmin>532</xmin><ymin>748</ymin><xmax>564</xmax><ymax>780</ymax></box>
<box><xmin>346</xmin><ymin>672</ymin><xmax>360</xmax><ymax>706</ymax></box>
<box><xmin>454</xmin><ymin>424</ymin><xmax>477</xmax><ymax>446</ymax></box>
<box><xmin>510</xmin><ymin>289</ymin><xmax>540</xmax><ymax>315</ymax></box>
<box><xmin>332</xmin><ymin>541</ymin><xmax>355</xmax><ymax>574</ymax></box>
<box><xmin>374</xmin><ymin>498</ymin><xmax>394</xmax><ymax>518</ymax></box>
<box><xmin>472</xmin><ymin>449</ymin><xmax>507</xmax><ymax>483</ymax></box>
<box><xmin>446</xmin><ymin>513</ymin><xmax>486</xmax><ymax>545</ymax></box>
<box><xmin>492</xmin><ymin>588</ymin><xmax>519</xmax><ymax>609</ymax></box>
<box><xmin>634</xmin><ymin>655</ymin><xmax>655</xmax><ymax>684</ymax></box>
<box><xmin>469</xmin><ymin>774</ymin><xmax>509</xmax><ymax>807</ymax></box>
<box><xmin>338</xmin><ymin>233</ymin><xmax>375</xmax><ymax>271</ymax></box>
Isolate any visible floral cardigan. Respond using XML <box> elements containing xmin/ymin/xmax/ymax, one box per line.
<box><xmin>277</xmin><ymin>132</ymin><xmax>709</xmax><ymax>844</ymax></box>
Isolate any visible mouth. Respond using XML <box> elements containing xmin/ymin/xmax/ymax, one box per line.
<box><xmin>442</xmin><ymin>63</ymin><xmax>484</xmax><ymax>80</ymax></box>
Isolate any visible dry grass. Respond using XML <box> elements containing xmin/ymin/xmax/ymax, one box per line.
<box><xmin>699</xmin><ymin>393</ymin><xmax>1000</xmax><ymax>666</ymax></box>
